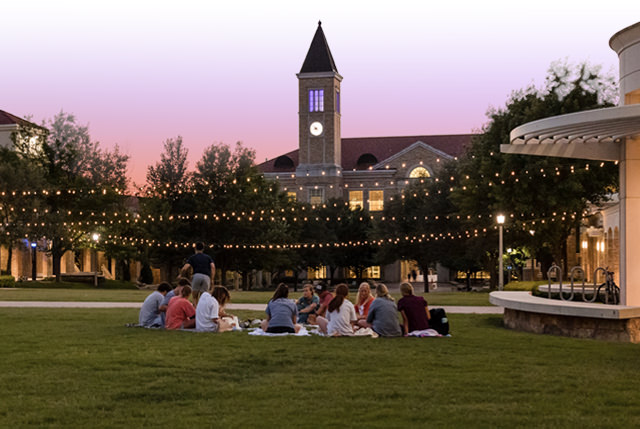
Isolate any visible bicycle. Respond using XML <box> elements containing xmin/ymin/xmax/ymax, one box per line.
<box><xmin>595</xmin><ymin>268</ymin><xmax>620</xmax><ymax>305</ymax></box>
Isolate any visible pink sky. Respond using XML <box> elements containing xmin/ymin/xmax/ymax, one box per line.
<box><xmin>2</xmin><ymin>1</ymin><xmax>637</xmax><ymax>185</ymax></box>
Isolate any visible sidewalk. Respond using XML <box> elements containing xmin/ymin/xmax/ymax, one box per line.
<box><xmin>0</xmin><ymin>301</ymin><xmax>503</xmax><ymax>314</ymax></box>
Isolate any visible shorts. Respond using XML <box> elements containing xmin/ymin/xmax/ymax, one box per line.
<box><xmin>192</xmin><ymin>273</ymin><xmax>211</xmax><ymax>292</ymax></box>
<box><xmin>266</xmin><ymin>326</ymin><xmax>295</xmax><ymax>334</ymax></box>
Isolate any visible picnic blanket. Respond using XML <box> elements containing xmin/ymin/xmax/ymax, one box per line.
<box><xmin>407</xmin><ymin>328</ymin><xmax>442</xmax><ymax>337</ymax></box>
<box><xmin>248</xmin><ymin>327</ymin><xmax>311</xmax><ymax>336</ymax></box>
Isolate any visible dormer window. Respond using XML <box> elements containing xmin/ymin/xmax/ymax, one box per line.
<box><xmin>309</xmin><ymin>89</ymin><xmax>324</xmax><ymax>112</ymax></box>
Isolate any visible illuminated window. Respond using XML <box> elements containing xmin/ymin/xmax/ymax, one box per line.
<box><xmin>309</xmin><ymin>89</ymin><xmax>324</xmax><ymax>112</ymax></box>
<box><xmin>365</xmin><ymin>266</ymin><xmax>381</xmax><ymax>278</ymax></box>
<box><xmin>346</xmin><ymin>266</ymin><xmax>381</xmax><ymax>279</ymax></box>
<box><xmin>409</xmin><ymin>167</ymin><xmax>430</xmax><ymax>178</ymax></box>
<box><xmin>349</xmin><ymin>191</ymin><xmax>363</xmax><ymax>210</ymax></box>
<box><xmin>308</xmin><ymin>266</ymin><xmax>327</xmax><ymax>279</ymax></box>
<box><xmin>287</xmin><ymin>191</ymin><xmax>297</xmax><ymax>201</ymax></box>
<box><xmin>309</xmin><ymin>188</ymin><xmax>324</xmax><ymax>205</ymax></box>
<box><xmin>369</xmin><ymin>190</ymin><xmax>384</xmax><ymax>212</ymax></box>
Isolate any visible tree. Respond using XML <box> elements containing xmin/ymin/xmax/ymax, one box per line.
<box><xmin>0</xmin><ymin>148</ymin><xmax>45</xmax><ymax>274</ymax></box>
<box><xmin>451</xmin><ymin>62</ymin><xmax>618</xmax><ymax>283</ymax></box>
<box><xmin>35</xmin><ymin>111</ymin><xmax>130</xmax><ymax>281</ymax></box>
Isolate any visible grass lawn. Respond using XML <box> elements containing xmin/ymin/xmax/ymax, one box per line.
<box><xmin>0</xmin><ymin>288</ymin><xmax>492</xmax><ymax>306</ymax></box>
<box><xmin>1</xmin><ymin>308</ymin><xmax>639</xmax><ymax>427</ymax></box>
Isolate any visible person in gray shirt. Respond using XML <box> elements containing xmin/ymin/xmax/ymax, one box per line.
<box><xmin>139</xmin><ymin>283</ymin><xmax>172</xmax><ymax>327</ymax></box>
<box><xmin>261</xmin><ymin>283</ymin><xmax>301</xmax><ymax>334</ymax></box>
<box><xmin>366</xmin><ymin>283</ymin><xmax>402</xmax><ymax>337</ymax></box>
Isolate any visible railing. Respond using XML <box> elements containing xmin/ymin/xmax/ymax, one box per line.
<box><xmin>546</xmin><ymin>265</ymin><xmax>620</xmax><ymax>305</ymax></box>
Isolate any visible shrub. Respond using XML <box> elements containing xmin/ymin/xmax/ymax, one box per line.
<box><xmin>0</xmin><ymin>275</ymin><xmax>16</xmax><ymax>288</ymax></box>
<box><xmin>139</xmin><ymin>263</ymin><xmax>154</xmax><ymax>285</ymax></box>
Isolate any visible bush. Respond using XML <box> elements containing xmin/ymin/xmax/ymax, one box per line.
<box><xmin>139</xmin><ymin>263</ymin><xmax>154</xmax><ymax>285</ymax></box>
<box><xmin>0</xmin><ymin>275</ymin><xmax>16</xmax><ymax>288</ymax></box>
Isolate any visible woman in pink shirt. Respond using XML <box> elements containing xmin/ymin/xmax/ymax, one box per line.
<box><xmin>165</xmin><ymin>285</ymin><xmax>196</xmax><ymax>330</ymax></box>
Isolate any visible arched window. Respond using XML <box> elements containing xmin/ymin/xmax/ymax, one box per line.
<box><xmin>356</xmin><ymin>153</ymin><xmax>378</xmax><ymax>170</ymax></box>
<box><xmin>409</xmin><ymin>166</ymin><xmax>430</xmax><ymax>178</ymax></box>
<box><xmin>274</xmin><ymin>155</ymin><xmax>295</xmax><ymax>169</ymax></box>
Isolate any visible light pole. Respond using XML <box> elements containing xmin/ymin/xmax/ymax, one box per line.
<box><xmin>91</xmin><ymin>233</ymin><xmax>99</xmax><ymax>287</ymax></box>
<box><xmin>31</xmin><ymin>241</ymin><xmax>37</xmax><ymax>281</ymax></box>
<box><xmin>497</xmin><ymin>214</ymin><xmax>505</xmax><ymax>291</ymax></box>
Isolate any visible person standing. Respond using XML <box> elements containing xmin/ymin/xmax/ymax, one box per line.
<box><xmin>181</xmin><ymin>242</ymin><xmax>215</xmax><ymax>306</ymax></box>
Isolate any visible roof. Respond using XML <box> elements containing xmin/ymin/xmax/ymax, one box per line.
<box><xmin>504</xmin><ymin>104</ymin><xmax>640</xmax><ymax>161</ymax></box>
<box><xmin>299</xmin><ymin>21</ymin><xmax>338</xmax><ymax>74</ymax></box>
<box><xmin>258</xmin><ymin>134</ymin><xmax>474</xmax><ymax>173</ymax></box>
<box><xmin>0</xmin><ymin>110</ymin><xmax>46</xmax><ymax>130</ymax></box>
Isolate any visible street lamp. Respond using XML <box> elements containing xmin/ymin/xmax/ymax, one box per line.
<box><xmin>31</xmin><ymin>241</ymin><xmax>37</xmax><ymax>281</ymax></box>
<box><xmin>497</xmin><ymin>214</ymin><xmax>505</xmax><ymax>291</ymax></box>
<box><xmin>92</xmin><ymin>233</ymin><xmax>100</xmax><ymax>286</ymax></box>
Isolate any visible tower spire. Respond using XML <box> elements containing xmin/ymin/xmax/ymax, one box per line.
<box><xmin>300</xmin><ymin>21</ymin><xmax>338</xmax><ymax>74</ymax></box>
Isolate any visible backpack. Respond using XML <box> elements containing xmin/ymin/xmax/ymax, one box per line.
<box><xmin>429</xmin><ymin>308</ymin><xmax>449</xmax><ymax>336</ymax></box>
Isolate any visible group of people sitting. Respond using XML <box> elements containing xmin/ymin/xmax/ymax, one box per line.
<box><xmin>138</xmin><ymin>274</ymin><xmax>430</xmax><ymax>337</ymax></box>
<box><xmin>138</xmin><ymin>277</ymin><xmax>237</xmax><ymax>332</ymax></box>
<box><xmin>261</xmin><ymin>281</ymin><xmax>430</xmax><ymax>337</ymax></box>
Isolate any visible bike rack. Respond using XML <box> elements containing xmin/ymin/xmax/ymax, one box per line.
<box><xmin>582</xmin><ymin>267</ymin><xmax>605</xmax><ymax>303</ymax></box>
<box><xmin>547</xmin><ymin>264</ymin><xmax>563</xmax><ymax>299</ymax></box>
<box><xmin>561</xmin><ymin>266</ymin><xmax>583</xmax><ymax>301</ymax></box>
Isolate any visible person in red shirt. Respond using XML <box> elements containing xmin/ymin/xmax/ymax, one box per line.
<box><xmin>313</xmin><ymin>282</ymin><xmax>334</xmax><ymax>321</ymax></box>
<box><xmin>355</xmin><ymin>282</ymin><xmax>375</xmax><ymax>328</ymax></box>
<box><xmin>165</xmin><ymin>285</ymin><xmax>196</xmax><ymax>330</ymax></box>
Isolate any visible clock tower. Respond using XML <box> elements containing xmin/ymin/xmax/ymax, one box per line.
<box><xmin>297</xmin><ymin>21</ymin><xmax>343</xmax><ymax>180</ymax></box>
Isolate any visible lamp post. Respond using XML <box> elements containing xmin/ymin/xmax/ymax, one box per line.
<box><xmin>31</xmin><ymin>241</ymin><xmax>37</xmax><ymax>281</ymax></box>
<box><xmin>91</xmin><ymin>233</ymin><xmax>99</xmax><ymax>287</ymax></box>
<box><xmin>497</xmin><ymin>214</ymin><xmax>505</xmax><ymax>291</ymax></box>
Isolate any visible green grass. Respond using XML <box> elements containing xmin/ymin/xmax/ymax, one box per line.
<box><xmin>505</xmin><ymin>280</ymin><xmax>547</xmax><ymax>291</ymax></box>
<box><xmin>1</xmin><ymin>308</ymin><xmax>639</xmax><ymax>427</ymax></box>
<box><xmin>0</xmin><ymin>288</ymin><xmax>492</xmax><ymax>306</ymax></box>
<box><xmin>14</xmin><ymin>279</ymin><xmax>138</xmax><ymax>289</ymax></box>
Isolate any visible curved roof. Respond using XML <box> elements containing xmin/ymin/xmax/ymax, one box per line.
<box><xmin>503</xmin><ymin>104</ymin><xmax>640</xmax><ymax>161</ymax></box>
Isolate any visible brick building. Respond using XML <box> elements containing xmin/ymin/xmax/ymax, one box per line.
<box><xmin>258</xmin><ymin>22</ymin><xmax>474</xmax><ymax>283</ymax></box>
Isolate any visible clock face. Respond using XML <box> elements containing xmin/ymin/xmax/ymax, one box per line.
<box><xmin>309</xmin><ymin>121</ymin><xmax>323</xmax><ymax>136</ymax></box>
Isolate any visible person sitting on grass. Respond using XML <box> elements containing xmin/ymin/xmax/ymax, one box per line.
<box><xmin>165</xmin><ymin>285</ymin><xmax>196</xmax><ymax>330</ymax></box>
<box><xmin>397</xmin><ymin>282</ymin><xmax>430</xmax><ymax>336</ymax></box>
<box><xmin>160</xmin><ymin>277</ymin><xmax>191</xmax><ymax>327</ymax></box>
<box><xmin>314</xmin><ymin>282</ymin><xmax>333</xmax><ymax>319</ymax></box>
<box><xmin>139</xmin><ymin>282</ymin><xmax>172</xmax><ymax>327</ymax></box>
<box><xmin>366</xmin><ymin>283</ymin><xmax>402</xmax><ymax>337</ymax></box>
<box><xmin>317</xmin><ymin>284</ymin><xmax>357</xmax><ymax>336</ymax></box>
<box><xmin>195</xmin><ymin>285</ymin><xmax>234</xmax><ymax>333</ymax></box>
<box><xmin>296</xmin><ymin>283</ymin><xmax>319</xmax><ymax>324</ymax></box>
<box><xmin>261</xmin><ymin>283</ymin><xmax>301</xmax><ymax>334</ymax></box>
<box><xmin>355</xmin><ymin>282</ymin><xmax>375</xmax><ymax>328</ymax></box>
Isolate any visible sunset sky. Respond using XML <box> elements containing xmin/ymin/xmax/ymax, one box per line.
<box><xmin>2</xmin><ymin>1</ymin><xmax>637</xmax><ymax>185</ymax></box>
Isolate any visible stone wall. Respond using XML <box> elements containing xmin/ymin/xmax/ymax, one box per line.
<box><xmin>503</xmin><ymin>308</ymin><xmax>640</xmax><ymax>343</ymax></box>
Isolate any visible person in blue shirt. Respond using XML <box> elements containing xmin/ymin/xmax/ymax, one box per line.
<box><xmin>296</xmin><ymin>283</ymin><xmax>319</xmax><ymax>324</ymax></box>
